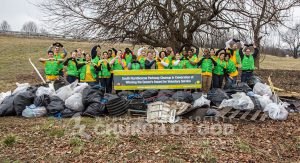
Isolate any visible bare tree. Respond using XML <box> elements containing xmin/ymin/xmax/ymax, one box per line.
<box><xmin>21</xmin><ymin>21</ymin><xmax>38</xmax><ymax>34</ymax></box>
<box><xmin>237</xmin><ymin>0</ymin><xmax>300</xmax><ymax>68</ymax></box>
<box><xmin>40</xmin><ymin>27</ymin><xmax>48</xmax><ymax>34</ymax></box>
<box><xmin>281</xmin><ymin>24</ymin><xmax>300</xmax><ymax>58</ymax></box>
<box><xmin>0</xmin><ymin>20</ymin><xmax>11</xmax><ymax>31</ymax></box>
<box><xmin>38</xmin><ymin>0</ymin><xmax>299</xmax><ymax>57</ymax></box>
<box><xmin>38</xmin><ymin>0</ymin><xmax>248</xmax><ymax>50</ymax></box>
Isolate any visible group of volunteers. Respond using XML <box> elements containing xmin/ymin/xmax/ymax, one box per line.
<box><xmin>39</xmin><ymin>40</ymin><xmax>259</xmax><ymax>93</ymax></box>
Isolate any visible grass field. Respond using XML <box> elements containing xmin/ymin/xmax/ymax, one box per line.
<box><xmin>0</xmin><ymin>35</ymin><xmax>299</xmax><ymax>89</ymax></box>
<box><xmin>0</xmin><ymin>35</ymin><xmax>299</xmax><ymax>162</ymax></box>
<box><xmin>260</xmin><ymin>55</ymin><xmax>300</xmax><ymax>70</ymax></box>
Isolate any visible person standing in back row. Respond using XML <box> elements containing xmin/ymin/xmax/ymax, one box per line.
<box><xmin>77</xmin><ymin>54</ymin><xmax>98</xmax><ymax>86</ymax></box>
<box><xmin>39</xmin><ymin>50</ymin><xmax>64</xmax><ymax>82</ymax></box>
<box><xmin>240</xmin><ymin>45</ymin><xmax>259</xmax><ymax>83</ymax></box>
<box><xmin>197</xmin><ymin>49</ymin><xmax>217</xmax><ymax>94</ymax></box>
<box><xmin>145</xmin><ymin>51</ymin><xmax>156</xmax><ymax>69</ymax></box>
<box><xmin>97</xmin><ymin>51</ymin><xmax>112</xmax><ymax>93</ymax></box>
<box><xmin>48</xmin><ymin>42</ymin><xmax>67</xmax><ymax>76</ymax></box>
<box><xmin>64</xmin><ymin>51</ymin><xmax>79</xmax><ymax>83</ymax></box>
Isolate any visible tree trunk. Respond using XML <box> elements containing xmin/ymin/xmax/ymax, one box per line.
<box><xmin>253</xmin><ymin>33</ymin><xmax>261</xmax><ymax>69</ymax></box>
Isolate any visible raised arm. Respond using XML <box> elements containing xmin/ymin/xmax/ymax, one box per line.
<box><xmin>197</xmin><ymin>58</ymin><xmax>204</xmax><ymax>67</ymax></box>
<box><xmin>137</xmin><ymin>47</ymin><xmax>145</xmax><ymax>56</ymax></box>
<box><xmin>210</xmin><ymin>58</ymin><xmax>217</xmax><ymax>66</ymax></box>
<box><xmin>215</xmin><ymin>48</ymin><xmax>225</xmax><ymax>56</ymax></box>
<box><xmin>62</xmin><ymin>47</ymin><xmax>67</xmax><ymax>58</ymax></box>
<box><xmin>253</xmin><ymin>45</ymin><xmax>259</xmax><ymax>59</ymax></box>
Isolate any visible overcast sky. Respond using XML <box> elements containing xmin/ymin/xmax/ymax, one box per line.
<box><xmin>0</xmin><ymin>0</ymin><xmax>300</xmax><ymax>38</ymax></box>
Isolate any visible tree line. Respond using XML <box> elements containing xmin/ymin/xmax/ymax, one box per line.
<box><xmin>0</xmin><ymin>20</ymin><xmax>48</xmax><ymax>34</ymax></box>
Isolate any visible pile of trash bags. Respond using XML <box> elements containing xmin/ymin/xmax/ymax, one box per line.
<box><xmin>0</xmin><ymin>75</ymin><xmax>293</xmax><ymax>121</ymax></box>
<box><xmin>0</xmin><ymin>80</ymin><xmax>128</xmax><ymax>118</ymax></box>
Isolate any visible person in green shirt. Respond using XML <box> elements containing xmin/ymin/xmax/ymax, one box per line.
<box><xmin>224</xmin><ymin>53</ymin><xmax>239</xmax><ymax>89</ymax></box>
<box><xmin>77</xmin><ymin>54</ymin><xmax>98</xmax><ymax>86</ymax></box>
<box><xmin>210</xmin><ymin>48</ymin><xmax>218</xmax><ymax>61</ymax></box>
<box><xmin>91</xmin><ymin>45</ymin><xmax>102</xmax><ymax>64</ymax></box>
<box><xmin>48</xmin><ymin>43</ymin><xmax>67</xmax><ymax>77</ymax></box>
<box><xmin>39</xmin><ymin>50</ymin><xmax>64</xmax><ymax>82</ymax></box>
<box><xmin>181</xmin><ymin>49</ymin><xmax>198</xmax><ymax>69</ymax></box>
<box><xmin>128</xmin><ymin>55</ymin><xmax>142</xmax><ymax>70</ymax></box>
<box><xmin>197</xmin><ymin>49</ymin><xmax>217</xmax><ymax>93</ymax></box>
<box><xmin>122</xmin><ymin>48</ymin><xmax>134</xmax><ymax>66</ymax></box>
<box><xmin>137</xmin><ymin>47</ymin><xmax>147</xmax><ymax>69</ymax></box>
<box><xmin>240</xmin><ymin>44</ymin><xmax>259</xmax><ymax>83</ymax></box>
<box><xmin>76</xmin><ymin>48</ymin><xmax>86</xmax><ymax>63</ymax></box>
<box><xmin>97</xmin><ymin>51</ymin><xmax>112</xmax><ymax>93</ymax></box>
<box><xmin>63</xmin><ymin>51</ymin><xmax>79</xmax><ymax>83</ymax></box>
<box><xmin>110</xmin><ymin>50</ymin><xmax>127</xmax><ymax>93</ymax></box>
<box><xmin>172</xmin><ymin>53</ymin><xmax>186</xmax><ymax>69</ymax></box>
<box><xmin>212</xmin><ymin>52</ymin><xmax>226</xmax><ymax>88</ymax></box>
<box><xmin>166</xmin><ymin>47</ymin><xmax>175</xmax><ymax>69</ymax></box>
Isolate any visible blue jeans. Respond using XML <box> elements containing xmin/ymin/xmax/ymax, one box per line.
<box><xmin>67</xmin><ymin>76</ymin><xmax>78</xmax><ymax>84</ymax></box>
<box><xmin>241</xmin><ymin>71</ymin><xmax>253</xmax><ymax>83</ymax></box>
<box><xmin>224</xmin><ymin>75</ymin><xmax>237</xmax><ymax>89</ymax></box>
<box><xmin>86</xmin><ymin>82</ymin><xmax>98</xmax><ymax>87</ymax></box>
<box><xmin>212</xmin><ymin>74</ymin><xmax>224</xmax><ymax>88</ymax></box>
<box><xmin>100</xmin><ymin>78</ymin><xmax>112</xmax><ymax>93</ymax></box>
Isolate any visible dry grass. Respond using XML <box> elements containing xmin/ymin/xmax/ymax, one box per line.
<box><xmin>0</xmin><ymin>35</ymin><xmax>133</xmax><ymax>91</ymax></box>
<box><xmin>260</xmin><ymin>55</ymin><xmax>300</xmax><ymax>71</ymax></box>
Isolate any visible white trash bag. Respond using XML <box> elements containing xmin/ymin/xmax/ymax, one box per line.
<box><xmin>22</xmin><ymin>104</ymin><xmax>47</xmax><ymax>118</ymax></box>
<box><xmin>0</xmin><ymin>91</ymin><xmax>11</xmax><ymax>104</ymax></box>
<box><xmin>12</xmin><ymin>83</ymin><xmax>30</xmax><ymax>95</ymax></box>
<box><xmin>253</xmin><ymin>94</ymin><xmax>273</xmax><ymax>109</ymax></box>
<box><xmin>264</xmin><ymin>102</ymin><xmax>289</xmax><ymax>120</ymax></box>
<box><xmin>253</xmin><ymin>83</ymin><xmax>272</xmax><ymax>97</ymax></box>
<box><xmin>219</xmin><ymin>92</ymin><xmax>254</xmax><ymax>110</ymax></box>
<box><xmin>193</xmin><ymin>96</ymin><xmax>211</xmax><ymax>107</ymax></box>
<box><xmin>65</xmin><ymin>93</ymin><xmax>84</xmax><ymax>112</ymax></box>
<box><xmin>72</xmin><ymin>82</ymin><xmax>89</xmax><ymax>94</ymax></box>
<box><xmin>56</xmin><ymin>80</ymin><xmax>78</xmax><ymax>101</ymax></box>
<box><xmin>36</xmin><ymin>86</ymin><xmax>56</xmax><ymax>97</ymax></box>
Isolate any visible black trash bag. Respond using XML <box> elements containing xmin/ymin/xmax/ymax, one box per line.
<box><xmin>171</xmin><ymin>91</ymin><xmax>193</xmax><ymax>103</ymax></box>
<box><xmin>104</xmin><ymin>93</ymin><xmax>121</xmax><ymax>103</ymax></box>
<box><xmin>192</xmin><ymin>92</ymin><xmax>203</xmax><ymax>101</ymax></box>
<box><xmin>225</xmin><ymin>82</ymin><xmax>252</xmax><ymax>95</ymax></box>
<box><xmin>117</xmin><ymin>91</ymin><xmax>135</xmax><ymax>98</ymax></box>
<box><xmin>61</xmin><ymin>108</ymin><xmax>81</xmax><ymax>118</ymax></box>
<box><xmin>205</xmin><ymin>109</ymin><xmax>220</xmax><ymax>116</ymax></box>
<box><xmin>155</xmin><ymin>96</ymin><xmax>174</xmax><ymax>102</ymax></box>
<box><xmin>82</xmin><ymin>102</ymin><xmax>107</xmax><ymax>117</ymax></box>
<box><xmin>182</xmin><ymin>107</ymin><xmax>209</xmax><ymax>120</ymax></box>
<box><xmin>34</xmin><ymin>94</ymin><xmax>51</xmax><ymax>107</ymax></box>
<box><xmin>13</xmin><ymin>91</ymin><xmax>35</xmax><ymax>116</ymax></box>
<box><xmin>207</xmin><ymin>88</ymin><xmax>229</xmax><ymax>106</ymax></box>
<box><xmin>141</xmin><ymin>90</ymin><xmax>158</xmax><ymax>99</ymax></box>
<box><xmin>53</xmin><ymin>76</ymin><xmax>69</xmax><ymax>91</ymax></box>
<box><xmin>157</xmin><ymin>90</ymin><xmax>175</xmax><ymax>97</ymax></box>
<box><xmin>248</xmin><ymin>75</ymin><xmax>263</xmax><ymax>89</ymax></box>
<box><xmin>82</xmin><ymin>86</ymin><xmax>104</xmax><ymax>106</ymax></box>
<box><xmin>46</xmin><ymin>96</ymin><xmax>65</xmax><ymax>115</ymax></box>
<box><xmin>0</xmin><ymin>95</ymin><xmax>16</xmax><ymax>116</ymax></box>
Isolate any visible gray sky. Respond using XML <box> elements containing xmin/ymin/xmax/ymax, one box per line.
<box><xmin>0</xmin><ymin>0</ymin><xmax>43</xmax><ymax>31</ymax></box>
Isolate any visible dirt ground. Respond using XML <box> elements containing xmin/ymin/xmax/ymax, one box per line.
<box><xmin>255</xmin><ymin>69</ymin><xmax>300</xmax><ymax>93</ymax></box>
<box><xmin>0</xmin><ymin>114</ymin><xmax>299</xmax><ymax>162</ymax></box>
